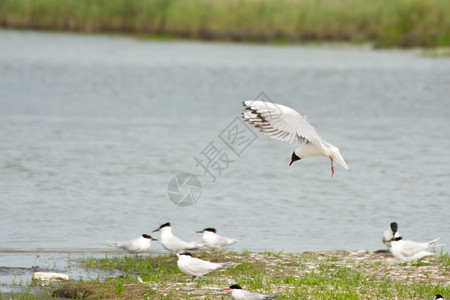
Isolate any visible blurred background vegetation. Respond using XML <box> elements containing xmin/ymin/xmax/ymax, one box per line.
<box><xmin>1</xmin><ymin>0</ymin><xmax>449</xmax><ymax>47</ymax></box>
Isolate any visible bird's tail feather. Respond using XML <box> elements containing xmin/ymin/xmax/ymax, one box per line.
<box><xmin>187</xmin><ymin>242</ymin><xmax>204</xmax><ymax>250</ymax></box>
<box><xmin>106</xmin><ymin>241</ymin><xmax>119</xmax><ymax>247</ymax></box>
<box><xmin>333</xmin><ymin>152</ymin><xmax>349</xmax><ymax>170</ymax></box>
<box><xmin>428</xmin><ymin>237</ymin><xmax>441</xmax><ymax>246</ymax></box>
<box><xmin>220</xmin><ymin>262</ymin><xmax>237</xmax><ymax>269</ymax></box>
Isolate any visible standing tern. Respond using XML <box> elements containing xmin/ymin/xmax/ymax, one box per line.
<box><xmin>382</xmin><ymin>222</ymin><xmax>400</xmax><ymax>248</ymax></box>
<box><xmin>107</xmin><ymin>234</ymin><xmax>157</xmax><ymax>255</ymax></box>
<box><xmin>176</xmin><ymin>252</ymin><xmax>234</xmax><ymax>278</ymax></box>
<box><xmin>242</xmin><ymin>100</ymin><xmax>349</xmax><ymax>177</ymax></box>
<box><xmin>226</xmin><ymin>284</ymin><xmax>278</xmax><ymax>300</ymax></box>
<box><xmin>152</xmin><ymin>222</ymin><xmax>203</xmax><ymax>253</ymax></box>
<box><xmin>196</xmin><ymin>228</ymin><xmax>239</xmax><ymax>249</ymax></box>
<box><xmin>389</xmin><ymin>236</ymin><xmax>441</xmax><ymax>262</ymax></box>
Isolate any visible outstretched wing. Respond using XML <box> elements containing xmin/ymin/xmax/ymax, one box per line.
<box><xmin>242</xmin><ymin>100</ymin><xmax>325</xmax><ymax>149</ymax></box>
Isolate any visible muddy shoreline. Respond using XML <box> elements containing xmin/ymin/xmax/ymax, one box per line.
<box><xmin>6</xmin><ymin>249</ymin><xmax>447</xmax><ymax>299</ymax></box>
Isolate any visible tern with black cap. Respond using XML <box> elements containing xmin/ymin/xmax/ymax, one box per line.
<box><xmin>389</xmin><ymin>236</ymin><xmax>442</xmax><ymax>262</ymax></box>
<box><xmin>226</xmin><ymin>284</ymin><xmax>278</xmax><ymax>300</ymax></box>
<box><xmin>152</xmin><ymin>222</ymin><xmax>203</xmax><ymax>253</ymax></box>
<box><xmin>196</xmin><ymin>228</ymin><xmax>239</xmax><ymax>249</ymax></box>
<box><xmin>107</xmin><ymin>234</ymin><xmax>157</xmax><ymax>255</ymax></box>
<box><xmin>176</xmin><ymin>252</ymin><xmax>234</xmax><ymax>279</ymax></box>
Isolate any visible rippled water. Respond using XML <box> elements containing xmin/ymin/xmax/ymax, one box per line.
<box><xmin>0</xmin><ymin>30</ymin><xmax>449</xmax><ymax>289</ymax></box>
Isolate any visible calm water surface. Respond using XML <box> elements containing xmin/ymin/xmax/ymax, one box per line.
<box><xmin>0</xmin><ymin>30</ymin><xmax>449</xmax><ymax>289</ymax></box>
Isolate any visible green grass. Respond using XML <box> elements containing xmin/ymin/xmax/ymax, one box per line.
<box><xmin>4</xmin><ymin>250</ymin><xmax>450</xmax><ymax>299</ymax></box>
<box><xmin>1</xmin><ymin>0</ymin><xmax>450</xmax><ymax>47</ymax></box>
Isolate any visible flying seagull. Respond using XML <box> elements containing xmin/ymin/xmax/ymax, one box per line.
<box><xmin>242</xmin><ymin>100</ymin><xmax>349</xmax><ymax>177</ymax></box>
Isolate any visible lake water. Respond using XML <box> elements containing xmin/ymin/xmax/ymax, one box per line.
<box><xmin>0</xmin><ymin>30</ymin><xmax>449</xmax><ymax>289</ymax></box>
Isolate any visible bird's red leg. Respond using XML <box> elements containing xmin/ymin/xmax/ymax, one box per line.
<box><xmin>330</xmin><ymin>157</ymin><xmax>334</xmax><ymax>177</ymax></box>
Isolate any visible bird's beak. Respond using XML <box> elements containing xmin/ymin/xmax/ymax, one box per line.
<box><xmin>195</xmin><ymin>231</ymin><xmax>202</xmax><ymax>233</ymax></box>
<box><xmin>152</xmin><ymin>228</ymin><xmax>159</xmax><ymax>233</ymax></box>
<box><xmin>225</xmin><ymin>288</ymin><xmax>230</xmax><ymax>290</ymax></box>
<box><xmin>152</xmin><ymin>238</ymin><xmax>158</xmax><ymax>241</ymax></box>
<box><xmin>289</xmin><ymin>152</ymin><xmax>301</xmax><ymax>166</ymax></box>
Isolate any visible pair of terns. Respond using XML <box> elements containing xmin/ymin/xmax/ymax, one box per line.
<box><xmin>382</xmin><ymin>222</ymin><xmax>442</xmax><ymax>262</ymax></box>
<box><xmin>108</xmin><ymin>223</ymin><xmax>238</xmax><ymax>255</ymax></box>
<box><xmin>176</xmin><ymin>253</ymin><xmax>278</xmax><ymax>300</ymax></box>
<box><xmin>242</xmin><ymin>100</ymin><xmax>349</xmax><ymax>176</ymax></box>
<box><xmin>152</xmin><ymin>222</ymin><xmax>238</xmax><ymax>252</ymax></box>
<box><xmin>176</xmin><ymin>253</ymin><xmax>278</xmax><ymax>299</ymax></box>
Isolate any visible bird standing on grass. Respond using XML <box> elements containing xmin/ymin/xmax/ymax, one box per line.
<box><xmin>389</xmin><ymin>236</ymin><xmax>441</xmax><ymax>261</ymax></box>
<box><xmin>196</xmin><ymin>228</ymin><xmax>239</xmax><ymax>250</ymax></box>
<box><xmin>226</xmin><ymin>284</ymin><xmax>278</xmax><ymax>300</ymax></box>
<box><xmin>242</xmin><ymin>100</ymin><xmax>349</xmax><ymax>177</ymax></box>
<box><xmin>107</xmin><ymin>234</ymin><xmax>157</xmax><ymax>256</ymax></box>
<box><xmin>176</xmin><ymin>252</ymin><xmax>234</xmax><ymax>279</ymax></box>
<box><xmin>152</xmin><ymin>222</ymin><xmax>203</xmax><ymax>253</ymax></box>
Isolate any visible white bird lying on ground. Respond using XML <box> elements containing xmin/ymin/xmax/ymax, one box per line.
<box><xmin>382</xmin><ymin>222</ymin><xmax>400</xmax><ymax>248</ymax></box>
<box><xmin>226</xmin><ymin>284</ymin><xmax>278</xmax><ymax>300</ymax></box>
<box><xmin>176</xmin><ymin>252</ymin><xmax>234</xmax><ymax>278</ymax></box>
<box><xmin>152</xmin><ymin>222</ymin><xmax>203</xmax><ymax>253</ymax></box>
<box><xmin>107</xmin><ymin>234</ymin><xmax>157</xmax><ymax>254</ymax></box>
<box><xmin>196</xmin><ymin>228</ymin><xmax>238</xmax><ymax>249</ymax></box>
<box><xmin>389</xmin><ymin>236</ymin><xmax>441</xmax><ymax>261</ymax></box>
<box><xmin>242</xmin><ymin>100</ymin><xmax>349</xmax><ymax>177</ymax></box>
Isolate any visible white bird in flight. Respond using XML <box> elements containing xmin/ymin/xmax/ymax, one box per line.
<box><xmin>176</xmin><ymin>252</ymin><xmax>234</xmax><ymax>278</ymax></box>
<box><xmin>152</xmin><ymin>222</ymin><xmax>203</xmax><ymax>253</ymax></box>
<box><xmin>382</xmin><ymin>222</ymin><xmax>400</xmax><ymax>248</ymax></box>
<box><xmin>242</xmin><ymin>100</ymin><xmax>349</xmax><ymax>177</ymax></box>
<box><xmin>196</xmin><ymin>228</ymin><xmax>239</xmax><ymax>250</ymax></box>
<box><xmin>107</xmin><ymin>234</ymin><xmax>157</xmax><ymax>255</ymax></box>
<box><xmin>389</xmin><ymin>236</ymin><xmax>441</xmax><ymax>262</ymax></box>
<box><xmin>226</xmin><ymin>284</ymin><xmax>278</xmax><ymax>300</ymax></box>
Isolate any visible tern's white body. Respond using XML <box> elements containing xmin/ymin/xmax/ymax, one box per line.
<box><xmin>390</xmin><ymin>237</ymin><xmax>441</xmax><ymax>261</ymax></box>
<box><xmin>201</xmin><ymin>230</ymin><xmax>238</xmax><ymax>249</ymax></box>
<box><xmin>382</xmin><ymin>227</ymin><xmax>400</xmax><ymax>248</ymax></box>
<box><xmin>176</xmin><ymin>253</ymin><xmax>229</xmax><ymax>276</ymax></box>
<box><xmin>158</xmin><ymin>226</ymin><xmax>203</xmax><ymax>252</ymax></box>
<box><xmin>242</xmin><ymin>100</ymin><xmax>349</xmax><ymax>176</ymax></box>
<box><xmin>108</xmin><ymin>235</ymin><xmax>154</xmax><ymax>254</ymax></box>
<box><xmin>228</xmin><ymin>286</ymin><xmax>278</xmax><ymax>300</ymax></box>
